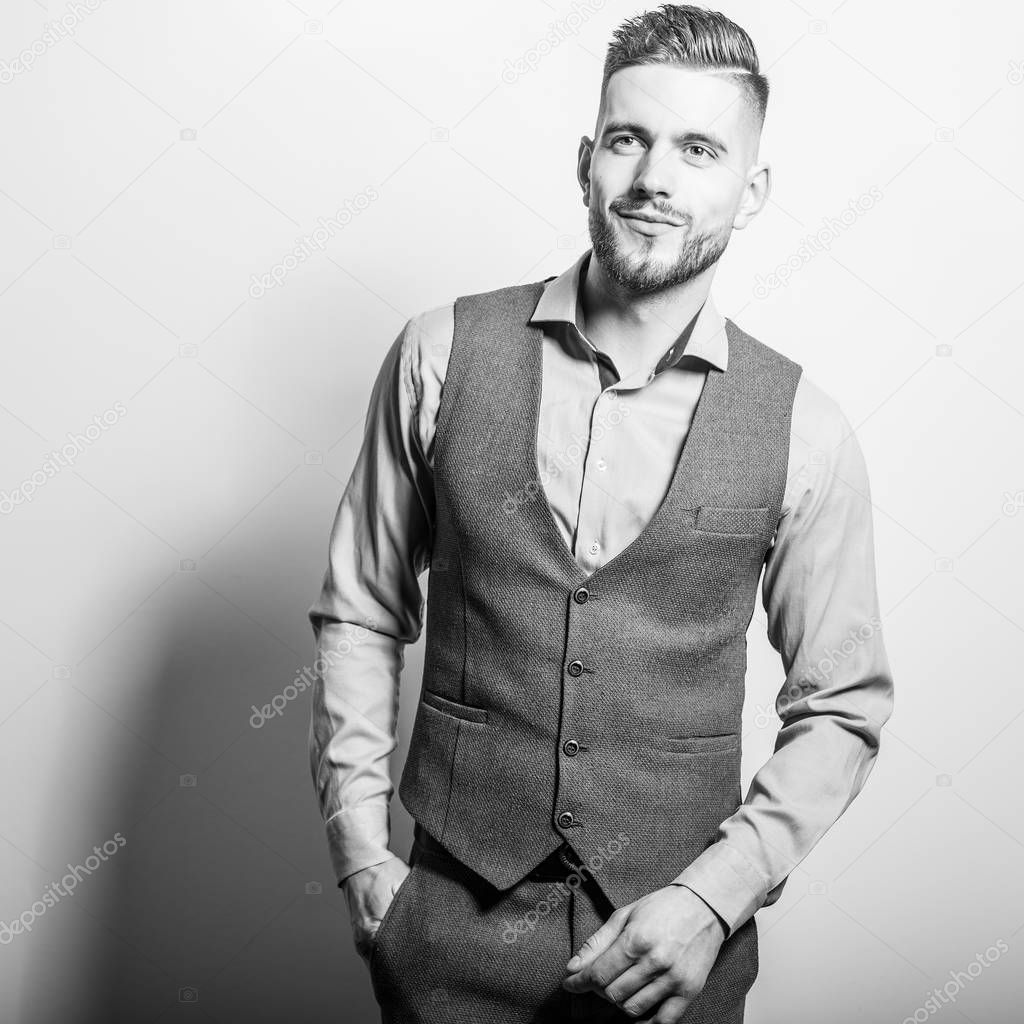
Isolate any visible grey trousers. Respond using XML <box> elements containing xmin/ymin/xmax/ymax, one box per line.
<box><xmin>367</xmin><ymin>825</ymin><xmax>748</xmax><ymax>1023</ymax></box>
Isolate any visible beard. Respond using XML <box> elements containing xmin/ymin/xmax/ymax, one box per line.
<box><xmin>588</xmin><ymin>198</ymin><xmax>731</xmax><ymax>294</ymax></box>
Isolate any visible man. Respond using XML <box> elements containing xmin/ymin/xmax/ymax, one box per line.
<box><xmin>308</xmin><ymin>5</ymin><xmax>894</xmax><ymax>1022</ymax></box>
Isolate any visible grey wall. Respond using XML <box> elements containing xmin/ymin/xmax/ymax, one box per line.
<box><xmin>0</xmin><ymin>1</ymin><xmax>1020</xmax><ymax>1022</ymax></box>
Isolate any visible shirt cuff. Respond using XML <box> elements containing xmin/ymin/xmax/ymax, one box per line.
<box><xmin>669</xmin><ymin>841</ymin><xmax>770</xmax><ymax>938</ymax></box>
<box><xmin>324</xmin><ymin>803</ymin><xmax>393</xmax><ymax>887</ymax></box>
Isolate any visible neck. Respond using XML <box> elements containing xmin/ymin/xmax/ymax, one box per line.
<box><xmin>578</xmin><ymin>252</ymin><xmax>715</xmax><ymax>380</ymax></box>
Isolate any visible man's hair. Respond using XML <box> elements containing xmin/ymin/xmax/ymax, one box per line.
<box><xmin>600</xmin><ymin>4</ymin><xmax>769</xmax><ymax>131</ymax></box>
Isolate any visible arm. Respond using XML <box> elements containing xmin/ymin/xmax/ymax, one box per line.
<box><xmin>669</xmin><ymin>375</ymin><xmax>896</xmax><ymax>937</ymax></box>
<box><xmin>307</xmin><ymin>309</ymin><xmax>449</xmax><ymax>887</ymax></box>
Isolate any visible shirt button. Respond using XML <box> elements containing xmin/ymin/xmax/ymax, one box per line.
<box><xmin>557</xmin><ymin>811</ymin><xmax>575</xmax><ymax>828</ymax></box>
<box><xmin>589</xmin><ymin>541</ymin><xmax>600</xmax><ymax>555</ymax></box>
<box><xmin>567</xmin><ymin>660</ymin><xmax>584</xmax><ymax>677</ymax></box>
<box><xmin>606</xmin><ymin>390</ymin><xmax>617</xmax><ymax>399</ymax></box>
<box><xmin>562</xmin><ymin>739</ymin><xmax>580</xmax><ymax>757</ymax></box>
<box><xmin>573</xmin><ymin>587</ymin><xmax>589</xmax><ymax>604</ymax></box>
<box><xmin>595</xmin><ymin>459</ymin><xmax>607</xmax><ymax>472</ymax></box>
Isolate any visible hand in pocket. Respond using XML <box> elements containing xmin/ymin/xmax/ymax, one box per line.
<box><xmin>341</xmin><ymin>855</ymin><xmax>412</xmax><ymax>963</ymax></box>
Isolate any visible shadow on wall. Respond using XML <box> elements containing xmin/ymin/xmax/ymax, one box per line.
<box><xmin>18</xmin><ymin>531</ymin><xmax>422</xmax><ymax>1023</ymax></box>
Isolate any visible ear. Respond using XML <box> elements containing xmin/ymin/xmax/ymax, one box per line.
<box><xmin>733</xmin><ymin>162</ymin><xmax>770</xmax><ymax>231</ymax></box>
<box><xmin>577</xmin><ymin>136</ymin><xmax>594</xmax><ymax>208</ymax></box>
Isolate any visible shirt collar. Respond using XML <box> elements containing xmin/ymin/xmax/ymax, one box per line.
<box><xmin>528</xmin><ymin>249</ymin><xmax>729</xmax><ymax>373</ymax></box>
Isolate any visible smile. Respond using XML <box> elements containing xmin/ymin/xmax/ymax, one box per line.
<box><xmin>615</xmin><ymin>210</ymin><xmax>685</xmax><ymax>236</ymax></box>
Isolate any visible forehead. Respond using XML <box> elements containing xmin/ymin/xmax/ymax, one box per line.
<box><xmin>600</xmin><ymin>64</ymin><xmax>753</xmax><ymax>143</ymax></box>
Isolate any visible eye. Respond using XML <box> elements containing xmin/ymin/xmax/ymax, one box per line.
<box><xmin>686</xmin><ymin>144</ymin><xmax>715</xmax><ymax>162</ymax></box>
<box><xmin>611</xmin><ymin>134</ymin><xmax>642</xmax><ymax>149</ymax></box>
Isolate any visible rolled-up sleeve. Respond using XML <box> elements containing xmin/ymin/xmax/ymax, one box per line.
<box><xmin>307</xmin><ymin>315</ymin><xmax>438</xmax><ymax>886</ymax></box>
<box><xmin>671</xmin><ymin>376</ymin><xmax>895</xmax><ymax>936</ymax></box>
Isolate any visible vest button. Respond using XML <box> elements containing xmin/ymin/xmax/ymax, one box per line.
<box><xmin>557</xmin><ymin>811</ymin><xmax>575</xmax><ymax>828</ymax></box>
<box><xmin>562</xmin><ymin>739</ymin><xmax>580</xmax><ymax>757</ymax></box>
<box><xmin>567</xmin><ymin>660</ymin><xmax>584</xmax><ymax>677</ymax></box>
<box><xmin>573</xmin><ymin>587</ymin><xmax>589</xmax><ymax>605</ymax></box>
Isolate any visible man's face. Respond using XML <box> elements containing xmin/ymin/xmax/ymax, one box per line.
<box><xmin>581</xmin><ymin>64</ymin><xmax>766</xmax><ymax>294</ymax></box>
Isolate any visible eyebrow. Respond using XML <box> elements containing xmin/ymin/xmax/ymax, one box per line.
<box><xmin>602</xmin><ymin>120</ymin><xmax>730</xmax><ymax>156</ymax></box>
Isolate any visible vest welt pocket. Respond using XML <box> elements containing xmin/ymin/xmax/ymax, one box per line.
<box><xmin>655</xmin><ymin>733</ymin><xmax>739</xmax><ymax>754</ymax></box>
<box><xmin>695</xmin><ymin>505</ymin><xmax>773</xmax><ymax>536</ymax></box>
<box><xmin>421</xmin><ymin>689</ymin><xmax>489</xmax><ymax>724</ymax></box>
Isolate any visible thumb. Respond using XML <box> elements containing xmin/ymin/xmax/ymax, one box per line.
<box><xmin>566</xmin><ymin>908</ymin><xmax>629</xmax><ymax>972</ymax></box>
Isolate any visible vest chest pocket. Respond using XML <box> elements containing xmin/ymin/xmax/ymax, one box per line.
<box><xmin>695</xmin><ymin>505</ymin><xmax>774</xmax><ymax>537</ymax></box>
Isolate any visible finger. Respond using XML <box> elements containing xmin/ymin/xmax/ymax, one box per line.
<box><xmin>606</xmin><ymin>967</ymin><xmax>675</xmax><ymax>1020</ymax></box>
<box><xmin>565</xmin><ymin>908</ymin><xmax>629</xmax><ymax>973</ymax></box>
<box><xmin>639</xmin><ymin>993</ymin><xmax>691</xmax><ymax>1024</ymax></box>
<box><xmin>564</xmin><ymin>935</ymin><xmax>637</xmax><ymax>994</ymax></box>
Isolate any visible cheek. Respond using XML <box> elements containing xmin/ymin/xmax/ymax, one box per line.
<box><xmin>589</xmin><ymin>185</ymin><xmax>617</xmax><ymax>217</ymax></box>
<box><xmin>686</xmin><ymin>185</ymin><xmax>739</xmax><ymax>230</ymax></box>
<box><xmin>705</xmin><ymin>177</ymin><xmax>747</xmax><ymax>217</ymax></box>
<box><xmin>591</xmin><ymin>157</ymin><xmax>638</xmax><ymax>197</ymax></box>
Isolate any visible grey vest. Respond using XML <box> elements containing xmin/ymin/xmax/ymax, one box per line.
<box><xmin>399</xmin><ymin>278</ymin><xmax>801</xmax><ymax>920</ymax></box>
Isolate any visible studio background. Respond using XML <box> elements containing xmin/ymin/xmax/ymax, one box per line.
<box><xmin>1</xmin><ymin>1</ymin><xmax>1020</xmax><ymax>1022</ymax></box>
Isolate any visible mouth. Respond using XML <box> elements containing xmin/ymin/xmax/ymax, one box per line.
<box><xmin>614</xmin><ymin>209</ymin><xmax>685</xmax><ymax>236</ymax></box>
<box><xmin>617</xmin><ymin>209</ymin><xmax>684</xmax><ymax>225</ymax></box>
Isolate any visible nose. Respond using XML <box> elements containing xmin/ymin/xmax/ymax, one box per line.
<box><xmin>631</xmin><ymin>150</ymin><xmax>673</xmax><ymax>198</ymax></box>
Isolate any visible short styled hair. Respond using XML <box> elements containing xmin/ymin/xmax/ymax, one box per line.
<box><xmin>600</xmin><ymin>4</ymin><xmax>769</xmax><ymax>131</ymax></box>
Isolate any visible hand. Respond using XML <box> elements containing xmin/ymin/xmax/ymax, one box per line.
<box><xmin>341</xmin><ymin>855</ymin><xmax>411</xmax><ymax>963</ymax></box>
<box><xmin>562</xmin><ymin>885</ymin><xmax>727</xmax><ymax>1023</ymax></box>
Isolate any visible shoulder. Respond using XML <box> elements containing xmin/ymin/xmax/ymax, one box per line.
<box><xmin>785</xmin><ymin>371</ymin><xmax>870</xmax><ymax>516</ymax></box>
<box><xmin>398</xmin><ymin>274</ymin><xmax>546</xmax><ymax>401</ymax></box>
<box><xmin>723</xmin><ymin>319</ymin><xmax>848</xmax><ymax>448</ymax></box>
<box><xmin>723</xmin><ymin>323</ymin><xmax>865</xmax><ymax>514</ymax></box>
<box><xmin>453</xmin><ymin>279</ymin><xmax>547</xmax><ymax>327</ymax></box>
<box><xmin>791</xmin><ymin>372</ymin><xmax>856</xmax><ymax>464</ymax></box>
<box><xmin>401</xmin><ymin>277</ymin><xmax>546</xmax><ymax>384</ymax></box>
<box><xmin>398</xmin><ymin>301</ymin><xmax>455</xmax><ymax>407</ymax></box>
<box><xmin>724</xmin><ymin>318</ymin><xmax>802</xmax><ymax>379</ymax></box>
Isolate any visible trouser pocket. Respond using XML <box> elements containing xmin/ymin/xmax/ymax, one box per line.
<box><xmin>368</xmin><ymin>833</ymin><xmax>432</xmax><ymax>973</ymax></box>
